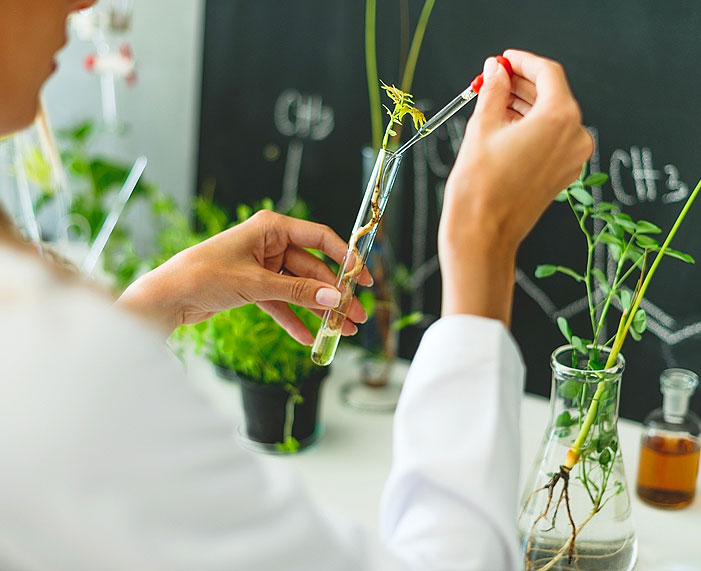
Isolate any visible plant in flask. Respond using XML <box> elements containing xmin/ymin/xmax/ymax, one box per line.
<box><xmin>311</xmin><ymin>85</ymin><xmax>425</xmax><ymax>367</ymax></box>
<box><xmin>518</xmin><ymin>168</ymin><xmax>701</xmax><ymax>570</ymax></box>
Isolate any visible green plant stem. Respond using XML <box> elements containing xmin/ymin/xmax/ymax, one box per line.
<box><xmin>365</xmin><ymin>0</ymin><xmax>382</xmax><ymax>151</ymax></box>
<box><xmin>567</xmin><ymin>194</ymin><xmax>597</xmax><ymax>336</ymax></box>
<box><xmin>592</xmin><ymin>235</ymin><xmax>638</xmax><ymax>345</ymax></box>
<box><xmin>282</xmin><ymin>388</ymin><xmax>298</xmax><ymax>446</ymax></box>
<box><xmin>398</xmin><ymin>0</ymin><xmax>410</xmax><ymax>81</ymax></box>
<box><xmin>606</xmin><ymin>175</ymin><xmax>701</xmax><ymax>368</ymax></box>
<box><xmin>399</xmin><ymin>0</ymin><xmax>436</xmax><ymax>93</ymax></box>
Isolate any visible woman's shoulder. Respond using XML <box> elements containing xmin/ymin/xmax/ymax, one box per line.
<box><xmin>0</xmin><ymin>242</ymin><xmax>181</xmax><ymax>420</ymax></box>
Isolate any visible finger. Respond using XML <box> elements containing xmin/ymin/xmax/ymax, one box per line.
<box><xmin>279</xmin><ymin>216</ymin><xmax>373</xmax><ymax>286</ymax></box>
<box><xmin>502</xmin><ymin>49</ymin><xmax>573</xmax><ymax>106</ymax></box>
<box><xmin>472</xmin><ymin>57</ymin><xmax>513</xmax><ymax>129</ymax></box>
<box><xmin>256</xmin><ymin>270</ymin><xmax>349</xmax><ymax>313</ymax></box>
<box><xmin>284</xmin><ymin>245</ymin><xmax>338</xmax><ymax>284</ymax></box>
<box><xmin>283</xmin><ymin>245</ymin><xmax>369</xmax><ymax>293</ymax></box>
<box><xmin>281</xmin><ymin>253</ymin><xmax>369</xmax><ymax>323</ymax></box>
<box><xmin>511</xmin><ymin>74</ymin><xmax>536</xmax><ymax>105</ymax></box>
<box><xmin>256</xmin><ymin>301</ymin><xmax>315</xmax><ymax>346</ymax></box>
<box><xmin>508</xmin><ymin>94</ymin><xmax>532</xmax><ymax>117</ymax></box>
<box><xmin>505</xmin><ymin>109</ymin><xmax>523</xmax><ymax>124</ymax></box>
<box><xmin>346</xmin><ymin>295</ymin><xmax>369</xmax><ymax>324</ymax></box>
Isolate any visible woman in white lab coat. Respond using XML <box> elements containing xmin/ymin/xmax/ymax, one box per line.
<box><xmin>0</xmin><ymin>1</ymin><xmax>593</xmax><ymax>569</ymax></box>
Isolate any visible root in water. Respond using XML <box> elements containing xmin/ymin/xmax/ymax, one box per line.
<box><xmin>525</xmin><ymin>465</ymin><xmax>578</xmax><ymax>570</ymax></box>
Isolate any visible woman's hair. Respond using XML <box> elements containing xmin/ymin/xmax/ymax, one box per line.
<box><xmin>0</xmin><ymin>204</ymin><xmax>22</xmax><ymax>242</ymax></box>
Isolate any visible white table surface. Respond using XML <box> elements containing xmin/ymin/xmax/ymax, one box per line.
<box><xmin>185</xmin><ymin>348</ymin><xmax>701</xmax><ymax>570</ymax></box>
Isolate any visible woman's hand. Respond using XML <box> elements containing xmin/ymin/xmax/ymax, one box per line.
<box><xmin>117</xmin><ymin>210</ymin><xmax>371</xmax><ymax>344</ymax></box>
<box><xmin>439</xmin><ymin>49</ymin><xmax>594</xmax><ymax>323</ymax></box>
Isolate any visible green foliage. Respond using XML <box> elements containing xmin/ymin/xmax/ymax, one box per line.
<box><xmin>181</xmin><ymin>302</ymin><xmax>320</xmax><ymax>385</ymax></box>
<box><xmin>379</xmin><ymin>83</ymin><xmax>426</xmax><ymax>149</ymax></box>
<box><xmin>536</xmin><ymin>167</ymin><xmax>695</xmax><ymax>368</ymax></box>
<box><xmin>21</xmin><ymin>119</ymin><xmax>157</xmax><ymax>288</ymax></box>
<box><xmin>392</xmin><ymin>311</ymin><xmax>423</xmax><ymax>331</ymax></box>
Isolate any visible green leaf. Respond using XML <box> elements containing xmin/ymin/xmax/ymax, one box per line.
<box><xmin>599</xmin><ymin>448</ymin><xmax>612</xmax><ymax>466</ymax></box>
<box><xmin>629</xmin><ymin>328</ymin><xmax>642</xmax><ymax>341</ymax></box>
<box><xmin>557</xmin><ymin>316</ymin><xmax>572</xmax><ymax>343</ymax></box>
<box><xmin>609</xmin><ymin>223</ymin><xmax>625</xmax><ymax>239</ymax></box>
<box><xmin>635</xmin><ymin>235</ymin><xmax>659</xmax><ymax>249</ymax></box>
<box><xmin>596</xmin><ymin>232</ymin><xmax>623</xmax><ymax>248</ymax></box>
<box><xmin>569</xmin><ymin>186</ymin><xmax>594</xmax><ymax>206</ymax></box>
<box><xmin>592</xmin><ymin>268</ymin><xmax>610</xmax><ymax>295</ymax></box>
<box><xmin>661</xmin><ymin>248</ymin><xmax>695</xmax><ymax>264</ymax></box>
<box><xmin>597</xmin><ymin>432</ymin><xmax>614</xmax><ymax>452</ymax></box>
<box><xmin>259</xmin><ymin>197</ymin><xmax>274</xmax><ymax>211</ymax></box>
<box><xmin>635</xmin><ymin>220</ymin><xmax>662</xmax><ymax>234</ymax></box>
<box><xmin>357</xmin><ymin>291</ymin><xmax>376</xmax><ymax>319</ymax></box>
<box><xmin>625</xmin><ymin>246</ymin><xmax>644</xmax><ymax>264</ymax></box>
<box><xmin>554</xmin><ymin>190</ymin><xmax>569</xmax><ymax>202</ymax></box>
<box><xmin>632</xmin><ymin>308</ymin><xmax>647</xmax><ymax>334</ymax></box>
<box><xmin>555</xmin><ymin>266</ymin><xmax>585</xmax><ymax>282</ymax></box>
<box><xmin>613</xmin><ymin>213</ymin><xmax>637</xmax><ymax>234</ymax></box>
<box><xmin>559</xmin><ymin>380</ymin><xmax>581</xmax><ymax>399</ymax></box>
<box><xmin>392</xmin><ymin>311</ymin><xmax>423</xmax><ymax>331</ymax></box>
<box><xmin>596</xmin><ymin>201</ymin><xmax>618</xmax><ymax>212</ymax></box>
<box><xmin>571</xmin><ymin>335</ymin><xmax>588</xmax><ymax>355</ymax></box>
<box><xmin>588</xmin><ymin>352</ymin><xmax>605</xmax><ymax>370</ymax></box>
<box><xmin>618</xmin><ymin>289</ymin><xmax>632</xmax><ymax>311</ymax></box>
<box><xmin>591</xmin><ymin>212</ymin><xmax>615</xmax><ymax>225</ymax></box>
<box><xmin>236</xmin><ymin>204</ymin><xmax>253</xmax><ymax>222</ymax></box>
<box><xmin>583</xmin><ymin>172</ymin><xmax>609</xmax><ymax>187</ymax></box>
<box><xmin>556</xmin><ymin>411</ymin><xmax>578</xmax><ymax>427</ymax></box>
<box><xmin>535</xmin><ymin>264</ymin><xmax>558</xmax><ymax>278</ymax></box>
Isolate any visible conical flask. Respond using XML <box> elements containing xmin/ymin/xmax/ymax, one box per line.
<box><xmin>518</xmin><ymin>346</ymin><xmax>637</xmax><ymax>570</ymax></box>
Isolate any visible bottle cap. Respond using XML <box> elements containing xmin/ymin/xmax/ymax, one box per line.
<box><xmin>661</xmin><ymin>368</ymin><xmax>699</xmax><ymax>420</ymax></box>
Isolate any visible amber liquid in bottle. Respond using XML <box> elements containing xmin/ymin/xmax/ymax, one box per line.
<box><xmin>636</xmin><ymin>433</ymin><xmax>700</xmax><ymax>508</ymax></box>
<box><xmin>636</xmin><ymin>368</ymin><xmax>701</xmax><ymax>509</ymax></box>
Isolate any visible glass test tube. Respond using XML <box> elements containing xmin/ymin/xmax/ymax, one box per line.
<box><xmin>311</xmin><ymin>149</ymin><xmax>402</xmax><ymax>366</ymax></box>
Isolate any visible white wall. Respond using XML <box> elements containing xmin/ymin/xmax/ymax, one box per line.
<box><xmin>43</xmin><ymin>0</ymin><xmax>206</xmax><ymax>212</ymax></box>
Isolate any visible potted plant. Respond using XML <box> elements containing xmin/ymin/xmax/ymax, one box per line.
<box><xmin>191</xmin><ymin>302</ymin><xmax>326</xmax><ymax>454</ymax></box>
<box><xmin>518</xmin><ymin>167</ymin><xmax>701</xmax><ymax>570</ymax></box>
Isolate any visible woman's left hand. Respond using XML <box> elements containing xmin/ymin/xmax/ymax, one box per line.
<box><xmin>117</xmin><ymin>210</ymin><xmax>371</xmax><ymax>344</ymax></box>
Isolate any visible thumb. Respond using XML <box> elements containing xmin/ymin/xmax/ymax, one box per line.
<box><xmin>262</xmin><ymin>273</ymin><xmax>342</xmax><ymax>310</ymax></box>
<box><xmin>472</xmin><ymin>57</ymin><xmax>512</xmax><ymax>128</ymax></box>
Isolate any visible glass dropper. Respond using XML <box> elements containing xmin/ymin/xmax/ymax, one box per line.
<box><xmin>394</xmin><ymin>55</ymin><xmax>514</xmax><ymax>158</ymax></box>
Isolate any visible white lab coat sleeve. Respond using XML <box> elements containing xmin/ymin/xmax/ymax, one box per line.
<box><xmin>380</xmin><ymin>314</ymin><xmax>525</xmax><ymax>571</ymax></box>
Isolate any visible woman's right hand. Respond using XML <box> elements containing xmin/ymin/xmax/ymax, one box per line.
<box><xmin>439</xmin><ymin>49</ymin><xmax>594</xmax><ymax>323</ymax></box>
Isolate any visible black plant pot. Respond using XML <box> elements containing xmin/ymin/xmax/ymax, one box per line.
<box><xmin>219</xmin><ymin>366</ymin><xmax>327</xmax><ymax>452</ymax></box>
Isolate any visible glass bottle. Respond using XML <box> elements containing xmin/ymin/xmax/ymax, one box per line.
<box><xmin>636</xmin><ymin>368</ymin><xmax>700</xmax><ymax>509</ymax></box>
<box><xmin>518</xmin><ymin>346</ymin><xmax>637</xmax><ymax>571</ymax></box>
<box><xmin>311</xmin><ymin>148</ymin><xmax>402</xmax><ymax>366</ymax></box>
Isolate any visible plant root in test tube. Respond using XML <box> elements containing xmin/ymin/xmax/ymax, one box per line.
<box><xmin>311</xmin><ymin>149</ymin><xmax>402</xmax><ymax>366</ymax></box>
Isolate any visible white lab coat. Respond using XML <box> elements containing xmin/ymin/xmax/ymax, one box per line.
<box><xmin>0</xmin><ymin>244</ymin><xmax>524</xmax><ymax>570</ymax></box>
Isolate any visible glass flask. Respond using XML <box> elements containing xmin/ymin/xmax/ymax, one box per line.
<box><xmin>636</xmin><ymin>368</ymin><xmax>700</xmax><ymax>508</ymax></box>
<box><xmin>311</xmin><ymin>148</ymin><xmax>402</xmax><ymax>366</ymax></box>
<box><xmin>518</xmin><ymin>346</ymin><xmax>637</xmax><ymax>571</ymax></box>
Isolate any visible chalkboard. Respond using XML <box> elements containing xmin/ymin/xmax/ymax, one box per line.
<box><xmin>197</xmin><ymin>0</ymin><xmax>701</xmax><ymax>421</ymax></box>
